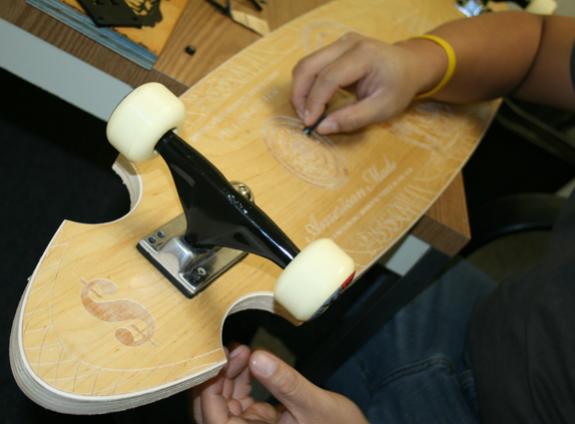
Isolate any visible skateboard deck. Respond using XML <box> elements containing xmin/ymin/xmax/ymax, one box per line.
<box><xmin>10</xmin><ymin>0</ymin><xmax>498</xmax><ymax>414</ymax></box>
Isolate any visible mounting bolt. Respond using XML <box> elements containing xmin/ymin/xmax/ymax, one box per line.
<box><xmin>232</xmin><ymin>181</ymin><xmax>254</xmax><ymax>202</ymax></box>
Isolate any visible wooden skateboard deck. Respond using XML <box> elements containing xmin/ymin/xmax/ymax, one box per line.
<box><xmin>10</xmin><ymin>0</ymin><xmax>498</xmax><ymax>414</ymax></box>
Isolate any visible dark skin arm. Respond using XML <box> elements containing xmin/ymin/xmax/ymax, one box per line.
<box><xmin>292</xmin><ymin>11</ymin><xmax>575</xmax><ymax>134</ymax></box>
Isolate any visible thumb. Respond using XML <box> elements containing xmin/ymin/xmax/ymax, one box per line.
<box><xmin>317</xmin><ymin>93</ymin><xmax>405</xmax><ymax>135</ymax></box>
<box><xmin>249</xmin><ymin>350</ymin><xmax>325</xmax><ymax>415</ymax></box>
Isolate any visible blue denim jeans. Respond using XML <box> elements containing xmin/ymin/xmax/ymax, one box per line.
<box><xmin>325</xmin><ymin>260</ymin><xmax>496</xmax><ymax>423</ymax></box>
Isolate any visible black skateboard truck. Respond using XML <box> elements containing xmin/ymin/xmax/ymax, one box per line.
<box><xmin>106</xmin><ymin>83</ymin><xmax>355</xmax><ymax>321</ymax></box>
<box><xmin>138</xmin><ymin>129</ymin><xmax>299</xmax><ymax>297</ymax></box>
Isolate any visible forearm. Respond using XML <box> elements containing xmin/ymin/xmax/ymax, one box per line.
<box><xmin>399</xmin><ymin>11</ymin><xmax>574</xmax><ymax>109</ymax></box>
<box><xmin>290</xmin><ymin>11</ymin><xmax>573</xmax><ymax>134</ymax></box>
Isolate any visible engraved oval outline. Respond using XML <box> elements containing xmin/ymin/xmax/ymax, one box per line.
<box><xmin>261</xmin><ymin>116</ymin><xmax>349</xmax><ymax>190</ymax></box>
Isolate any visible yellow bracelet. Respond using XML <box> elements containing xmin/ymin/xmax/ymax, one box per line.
<box><xmin>412</xmin><ymin>34</ymin><xmax>457</xmax><ymax>100</ymax></box>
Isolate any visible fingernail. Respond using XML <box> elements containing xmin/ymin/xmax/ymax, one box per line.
<box><xmin>303</xmin><ymin>109</ymin><xmax>311</xmax><ymax>124</ymax></box>
<box><xmin>229</xmin><ymin>345</ymin><xmax>243</xmax><ymax>358</ymax></box>
<box><xmin>251</xmin><ymin>351</ymin><xmax>277</xmax><ymax>378</ymax></box>
<box><xmin>317</xmin><ymin>118</ymin><xmax>338</xmax><ymax>134</ymax></box>
<box><xmin>296</xmin><ymin>107</ymin><xmax>305</xmax><ymax>120</ymax></box>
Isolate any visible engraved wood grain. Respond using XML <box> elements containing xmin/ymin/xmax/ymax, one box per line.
<box><xmin>15</xmin><ymin>0</ymin><xmax>498</xmax><ymax>410</ymax></box>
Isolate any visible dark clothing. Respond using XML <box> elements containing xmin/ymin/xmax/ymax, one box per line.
<box><xmin>571</xmin><ymin>41</ymin><xmax>575</xmax><ymax>89</ymax></box>
<box><xmin>327</xmin><ymin>191</ymin><xmax>575</xmax><ymax>423</ymax></box>
<box><xmin>326</xmin><ymin>260</ymin><xmax>495</xmax><ymax>423</ymax></box>
<box><xmin>471</xmin><ymin>190</ymin><xmax>575</xmax><ymax>423</ymax></box>
<box><xmin>467</xmin><ymin>43</ymin><xmax>575</xmax><ymax>422</ymax></box>
<box><xmin>323</xmin><ymin>38</ymin><xmax>575</xmax><ymax>417</ymax></box>
<box><xmin>326</xmin><ymin>39</ymin><xmax>575</xmax><ymax>423</ymax></box>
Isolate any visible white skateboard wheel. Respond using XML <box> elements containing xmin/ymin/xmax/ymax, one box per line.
<box><xmin>275</xmin><ymin>239</ymin><xmax>355</xmax><ymax>321</ymax></box>
<box><xmin>526</xmin><ymin>0</ymin><xmax>557</xmax><ymax>14</ymax></box>
<box><xmin>106</xmin><ymin>83</ymin><xmax>186</xmax><ymax>162</ymax></box>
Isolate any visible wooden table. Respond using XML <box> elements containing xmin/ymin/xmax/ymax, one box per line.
<box><xmin>0</xmin><ymin>0</ymin><xmax>470</xmax><ymax>258</ymax></box>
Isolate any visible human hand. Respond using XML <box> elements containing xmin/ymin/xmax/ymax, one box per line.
<box><xmin>291</xmin><ymin>32</ymin><xmax>446</xmax><ymax>134</ymax></box>
<box><xmin>192</xmin><ymin>345</ymin><xmax>368</xmax><ymax>424</ymax></box>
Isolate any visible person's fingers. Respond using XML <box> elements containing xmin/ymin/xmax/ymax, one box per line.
<box><xmin>292</xmin><ymin>33</ymin><xmax>360</xmax><ymax>119</ymax></box>
<box><xmin>192</xmin><ymin>374</ymin><xmax>227</xmax><ymax>422</ymax></box>
<box><xmin>249</xmin><ymin>350</ymin><xmax>327</xmax><ymax>418</ymax></box>
<box><xmin>193</xmin><ymin>391</ymin><xmax>203</xmax><ymax>424</ymax></box>
<box><xmin>302</xmin><ymin>47</ymin><xmax>372</xmax><ymax>126</ymax></box>
<box><xmin>317</xmin><ymin>92</ymin><xmax>399</xmax><ymax>134</ymax></box>
<box><xmin>225</xmin><ymin>345</ymin><xmax>251</xmax><ymax>379</ymax></box>
<box><xmin>276</xmin><ymin>412</ymin><xmax>298</xmax><ymax>424</ymax></box>
<box><xmin>233</xmin><ymin>366</ymin><xmax>253</xmax><ymax>404</ymax></box>
<box><xmin>251</xmin><ymin>351</ymin><xmax>369</xmax><ymax>424</ymax></box>
<box><xmin>219</xmin><ymin>344</ymin><xmax>249</xmax><ymax>398</ymax></box>
<box><xmin>201</xmin><ymin>390</ymin><xmax>230</xmax><ymax>424</ymax></box>
<box><xmin>223</xmin><ymin>377</ymin><xmax>234</xmax><ymax>399</ymax></box>
<box><xmin>242</xmin><ymin>402</ymin><xmax>279</xmax><ymax>423</ymax></box>
<box><xmin>192</xmin><ymin>345</ymin><xmax>252</xmax><ymax>423</ymax></box>
<box><xmin>227</xmin><ymin>398</ymin><xmax>243</xmax><ymax>416</ymax></box>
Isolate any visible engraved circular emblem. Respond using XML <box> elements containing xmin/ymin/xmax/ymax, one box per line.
<box><xmin>262</xmin><ymin>116</ymin><xmax>348</xmax><ymax>189</ymax></box>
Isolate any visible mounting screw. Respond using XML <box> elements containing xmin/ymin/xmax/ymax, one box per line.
<box><xmin>232</xmin><ymin>181</ymin><xmax>254</xmax><ymax>202</ymax></box>
<box><xmin>185</xmin><ymin>45</ymin><xmax>196</xmax><ymax>56</ymax></box>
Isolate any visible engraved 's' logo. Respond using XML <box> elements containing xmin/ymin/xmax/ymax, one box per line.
<box><xmin>262</xmin><ymin>116</ymin><xmax>348</xmax><ymax>189</ymax></box>
<box><xmin>80</xmin><ymin>278</ymin><xmax>156</xmax><ymax>347</ymax></box>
